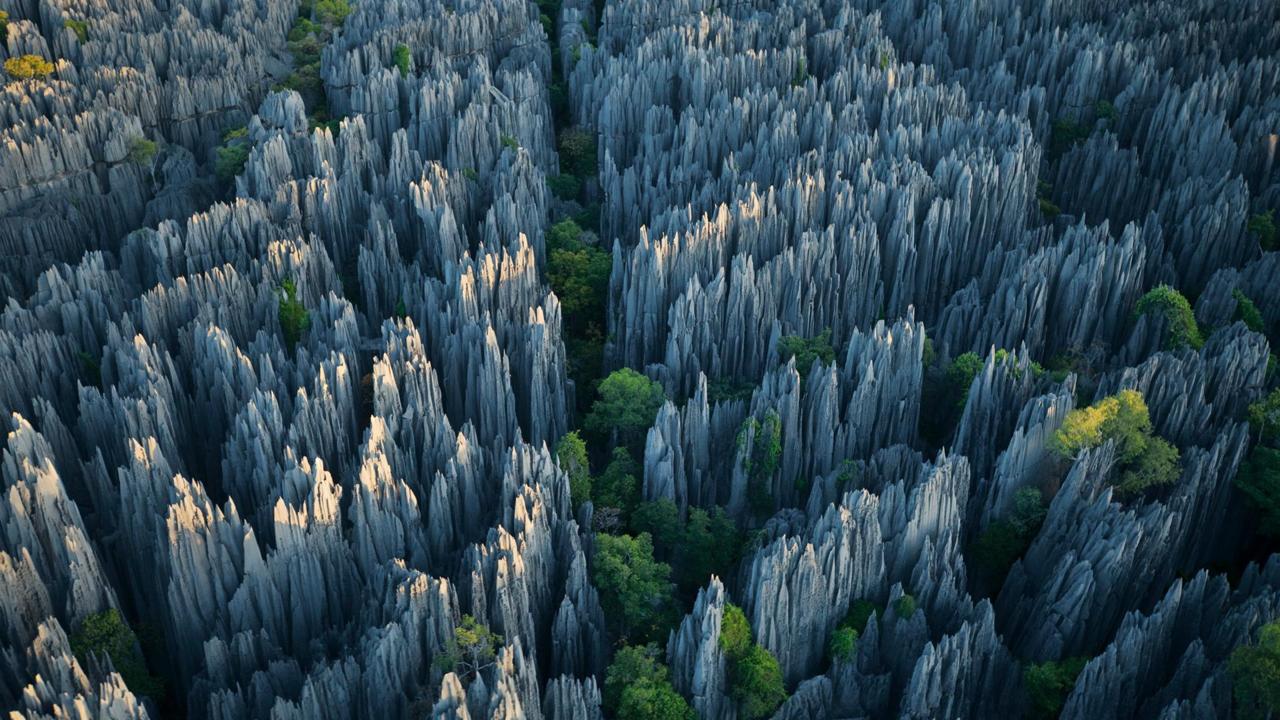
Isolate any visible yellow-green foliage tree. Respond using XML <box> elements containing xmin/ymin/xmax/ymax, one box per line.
<box><xmin>5</xmin><ymin>54</ymin><xmax>55</xmax><ymax>81</ymax></box>
<box><xmin>1049</xmin><ymin>390</ymin><xmax>1180</xmax><ymax>497</ymax></box>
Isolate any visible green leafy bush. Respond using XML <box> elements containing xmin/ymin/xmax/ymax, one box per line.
<box><xmin>127</xmin><ymin>137</ymin><xmax>158</xmax><ymax>165</ymax></box>
<box><xmin>1228</xmin><ymin>620</ymin><xmax>1280</xmax><ymax>720</ymax></box>
<box><xmin>547</xmin><ymin>173</ymin><xmax>583</xmax><ymax>200</ymax></box>
<box><xmin>313</xmin><ymin>0</ymin><xmax>352</xmax><ymax>25</ymax></box>
<box><xmin>594</xmin><ymin>447</ymin><xmax>640</xmax><ymax>519</ymax></box>
<box><xmin>1233</xmin><ymin>290</ymin><xmax>1265</xmax><ymax>333</ymax></box>
<box><xmin>555</xmin><ymin>431</ymin><xmax>591</xmax><ymax>509</ymax></box>
<box><xmin>1236</xmin><ymin>446</ymin><xmax>1280</xmax><ymax>538</ymax></box>
<box><xmin>828</xmin><ymin>599</ymin><xmax>877</xmax><ymax>662</ymax></box>
<box><xmin>1048</xmin><ymin>117</ymin><xmax>1090</xmax><ymax>161</ymax></box>
<box><xmin>740</xmin><ymin>411</ymin><xmax>783</xmax><ymax>516</ymax></box>
<box><xmin>969</xmin><ymin>488</ymin><xmax>1047</xmax><ymax>592</ymax></box>
<box><xmin>0</xmin><ymin>11</ymin><xmax>9</xmax><ymax>35</ymax></box>
<box><xmin>393</xmin><ymin>43</ymin><xmax>410</xmax><ymax>74</ymax></box>
<box><xmin>1249</xmin><ymin>389</ymin><xmax>1280</xmax><ymax>446</ymax></box>
<box><xmin>64</xmin><ymin>18</ymin><xmax>88</xmax><ymax>42</ymax></box>
<box><xmin>215</xmin><ymin>143</ymin><xmax>249</xmax><ymax>182</ymax></box>
<box><xmin>1024</xmin><ymin>656</ymin><xmax>1088</xmax><ymax>719</ymax></box>
<box><xmin>71</xmin><ymin>609</ymin><xmax>165</xmax><ymax>699</ymax></box>
<box><xmin>277</xmin><ymin>278</ymin><xmax>311</xmax><ymax>348</ymax></box>
<box><xmin>434</xmin><ymin>615</ymin><xmax>501</xmax><ymax>681</ymax></box>
<box><xmin>632</xmin><ymin>500</ymin><xmax>683</xmax><ymax>556</ymax></box>
<box><xmin>1134</xmin><ymin>285</ymin><xmax>1203</xmax><ymax>349</ymax></box>
<box><xmin>558</xmin><ymin>128</ymin><xmax>597</xmax><ymax>177</ymax></box>
<box><xmin>500</xmin><ymin>133</ymin><xmax>520</xmax><ymax>151</ymax></box>
<box><xmin>1248</xmin><ymin>210</ymin><xmax>1277</xmax><ymax>252</ymax></box>
<box><xmin>894</xmin><ymin>593</ymin><xmax>917</xmax><ymax>619</ymax></box>
<box><xmin>777</xmin><ymin>328</ymin><xmax>836</xmax><ymax>378</ymax></box>
<box><xmin>4</xmin><ymin>54</ymin><xmax>55</xmax><ymax>81</ymax></box>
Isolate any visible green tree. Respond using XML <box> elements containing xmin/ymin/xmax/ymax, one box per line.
<box><xmin>558</xmin><ymin>128</ymin><xmax>597</xmax><ymax>177</ymax></box>
<box><xmin>4</xmin><ymin>54</ymin><xmax>55</xmax><ymax>81</ymax></box>
<box><xmin>741</xmin><ymin>411</ymin><xmax>783</xmax><ymax>516</ymax></box>
<box><xmin>592</xmin><ymin>532</ymin><xmax>674</xmax><ymax>641</ymax></box>
<box><xmin>0</xmin><ymin>11</ymin><xmax>9</xmax><ymax>35</ymax></box>
<box><xmin>1233</xmin><ymin>289</ymin><xmax>1265</xmax><ymax>333</ymax></box>
<box><xmin>547</xmin><ymin>242</ymin><xmax>610</xmax><ymax>322</ymax></box>
<box><xmin>313</xmin><ymin>0</ymin><xmax>352</xmax><ymax>25</ymax></box>
<box><xmin>1236</xmin><ymin>446</ymin><xmax>1280</xmax><ymax>538</ymax></box>
<box><xmin>393</xmin><ymin>43</ymin><xmax>410</xmax><ymax>75</ymax></box>
<box><xmin>127</xmin><ymin>137</ymin><xmax>158</xmax><ymax>165</ymax></box>
<box><xmin>946</xmin><ymin>352</ymin><xmax>985</xmax><ymax>409</ymax></box>
<box><xmin>1023</xmin><ymin>656</ymin><xmax>1088</xmax><ymax>719</ymax></box>
<box><xmin>548</xmin><ymin>218</ymin><xmax>584</xmax><ymax>250</ymax></box>
<box><xmin>731</xmin><ymin>645</ymin><xmax>787</xmax><ymax>719</ymax></box>
<box><xmin>969</xmin><ymin>488</ymin><xmax>1047</xmax><ymax>592</ymax></box>
<box><xmin>555</xmin><ymin>431</ymin><xmax>591</xmax><ymax>510</ymax></box>
<box><xmin>278</xmin><ymin>278</ymin><xmax>311</xmax><ymax>349</ymax></box>
<box><xmin>777</xmin><ymin>328</ymin><xmax>836</xmax><ymax>378</ymax></box>
<box><xmin>1134</xmin><ymin>285</ymin><xmax>1203</xmax><ymax>350</ymax></box>
<box><xmin>675</xmin><ymin>506</ymin><xmax>739</xmax><ymax>594</ymax></box>
<box><xmin>1248</xmin><ymin>388</ymin><xmax>1280</xmax><ymax>446</ymax></box>
<box><xmin>435</xmin><ymin>614</ymin><xmax>502</xmax><ymax>681</ymax></box>
<box><xmin>720</xmin><ymin>603</ymin><xmax>786</xmax><ymax>719</ymax></box>
<box><xmin>215</xmin><ymin>142</ymin><xmax>249</xmax><ymax>182</ymax></box>
<box><xmin>1229</xmin><ymin>620</ymin><xmax>1280</xmax><ymax>720</ymax></box>
<box><xmin>71</xmin><ymin>609</ymin><xmax>165</xmax><ymax>699</ymax></box>
<box><xmin>548</xmin><ymin>173</ymin><xmax>582</xmax><ymax>200</ymax></box>
<box><xmin>633</xmin><ymin>500</ymin><xmax>683</xmax><ymax>556</ymax></box>
<box><xmin>584</xmin><ymin>368</ymin><xmax>665</xmax><ymax>452</ymax></box>
<box><xmin>605</xmin><ymin>645</ymin><xmax>670</xmax><ymax>712</ymax></box>
<box><xmin>594</xmin><ymin>447</ymin><xmax>640</xmax><ymax>519</ymax></box>
<box><xmin>829</xmin><ymin>599</ymin><xmax>877</xmax><ymax>662</ymax></box>
<box><xmin>1248</xmin><ymin>210</ymin><xmax>1277</xmax><ymax>252</ymax></box>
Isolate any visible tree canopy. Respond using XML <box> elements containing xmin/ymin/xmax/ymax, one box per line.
<box><xmin>1228</xmin><ymin>620</ymin><xmax>1280</xmax><ymax>720</ymax></box>
<box><xmin>1023</xmin><ymin>656</ymin><xmax>1088</xmax><ymax>719</ymax></box>
<box><xmin>555</xmin><ymin>430</ymin><xmax>591</xmax><ymax>510</ymax></box>
<box><xmin>435</xmin><ymin>614</ymin><xmax>502</xmax><ymax>681</ymax></box>
<box><xmin>604</xmin><ymin>645</ymin><xmax>695</xmax><ymax>720</ymax></box>
<box><xmin>777</xmin><ymin>328</ymin><xmax>836</xmax><ymax>378</ymax></box>
<box><xmin>592</xmin><ymin>532</ymin><xmax>674</xmax><ymax>641</ymax></box>
<box><xmin>584</xmin><ymin>368</ymin><xmax>665</xmax><ymax>452</ymax></box>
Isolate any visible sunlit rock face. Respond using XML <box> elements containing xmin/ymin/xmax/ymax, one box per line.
<box><xmin>1</xmin><ymin>0</ymin><xmax>1277</xmax><ymax>717</ymax></box>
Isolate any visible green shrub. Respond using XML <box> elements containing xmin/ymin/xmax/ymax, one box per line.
<box><xmin>0</xmin><ymin>11</ymin><xmax>9</xmax><ymax>35</ymax></box>
<box><xmin>1229</xmin><ymin>620</ymin><xmax>1280</xmax><ymax>720</ymax></box>
<box><xmin>1048</xmin><ymin>118</ymin><xmax>1090</xmax><ymax>161</ymax></box>
<box><xmin>71</xmin><ymin>609</ymin><xmax>165</xmax><ymax>699</ymax></box>
<box><xmin>215</xmin><ymin>143</ymin><xmax>249</xmax><ymax>182</ymax></box>
<box><xmin>277</xmin><ymin>278</ymin><xmax>311</xmax><ymax>349</ymax></box>
<box><xmin>894</xmin><ymin>593</ymin><xmax>917</xmax><ymax>619</ymax></box>
<box><xmin>64</xmin><ymin>18</ymin><xmax>88</xmax><ymax>42</ymax></box>
<box><xmin>4</xmin><ymin>54</ymin><xmax>55</xmax><ymax>81</ymax></box>
<box><xmin>632</xmin><ymin>500</ymin><xmax>682</xmax><ymax>557</ymax></box>
<box><xmin>1248</xmin><ymin>210</ymin><xmax>1277</xmax><ymax>252</ymax></box>
<box><xmin>547</xmin><ymin>218</ymin><xmax>583</xmax><ymax>250</ymax></box>
<box><xmin>675</xmin><ymin>506</ymin><xmax>739</xmax><ymax>594</ymax></box>
<box><xmin>1234</xmin><ymin>289</ymin><xmax>1265</xmax><ymax>333</ymax></box>
<box><xmin>708</xmin><ymin>377</ymin><xmax>756</xmax><ymax>403</ymax></box>
<box><xmin>594</xmin><ymin>447</ymin><xmax>640</xmax><ymax>519</ymax></box>
<box><xmin>434</xmin><ymin>614</ymin><xmax>501</xmax><ymax>681</ymax></box>
<box><xmin>1024</xmin><ymin>657</ymin><xmax>1088</xmax><ymax>719</ymax></box>
<box><xmin>313</xmin><ymin>0</ymin><xmax>352</xmax><ymax>25</ymax></box>
<box><xmin>1134</xmin><ymin>285</ymin><xmax>1203</xmax><ymax>350</ymax></box>
<box><xmin>1249</xmin><ymin>389</ymin><xmax>1280</xmax><ymax>446</ymax></box>
<box><xmin>393</xmin><ymin>43</ymin><xmax>410</xmax><ymax>75</ymax></box>
<box><xmin>969</xmin><ymin>488</ymin><xmax>1047</xmax><ymax>592</ymax></box>
<box><xmin>500</xmin><ymin>133</ymin><xmax>520</xmax><ymax>151</ymax></box>
<box><xmin>1236</xmin><ymin>446</ymin><xmax>1280</xmax><ymax>538</ymax></box>
<box><xmin>829</xmin><ymin>599</ymin><xmax>877</xmax><ymax>662</ymax></box>
<box><xmin>777</xmin><ymin>328</ymin><xmax>836</xmax><ymax>378</ymax></box>
<box><xmin>1039</xmin><ymin>197</ymin><xmax>1062</xmax><ymax>220</ymax></box>
<box><xmin>127</xmin><ymin>137</ymin><xmax>158</xmax><ymax>165</ymax></box>
<box><xmin>555</xmin><ymin>431</ymin><xmax>591</xmax><ymax>510</ymax></box>
<box><xmin>946</xmin><ymin>352</ymin><xmax>985</xmax><ymax>408</ymax></box>
<box><xmin>791</xmin><ymin>55</ymin><xmax>807</xmax><ymax>87</ymax></box>
<box><xmin>740</xmin><ymin>411</ymin><xmax>783</xmax><ymax>516</ymax></box>
<box><xmin>558</xmin><ymin>128</ymin><xmax>597</xmax><ymax>177</ymax></box>
<box><xmin>548</xmin><ymin>173</ymin><xmax>583</xmax><ymax>200</ymax></box>
<box><xmin>547</xmin><ymin>241</ymin><xmax>610</xmax><ymax>326</ymax></box>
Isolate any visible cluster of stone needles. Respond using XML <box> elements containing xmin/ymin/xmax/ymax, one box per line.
<box><xmin>1</xmin><ymin>0</ymin><xmax>1278</xmax><ymax>718</ymax></box>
